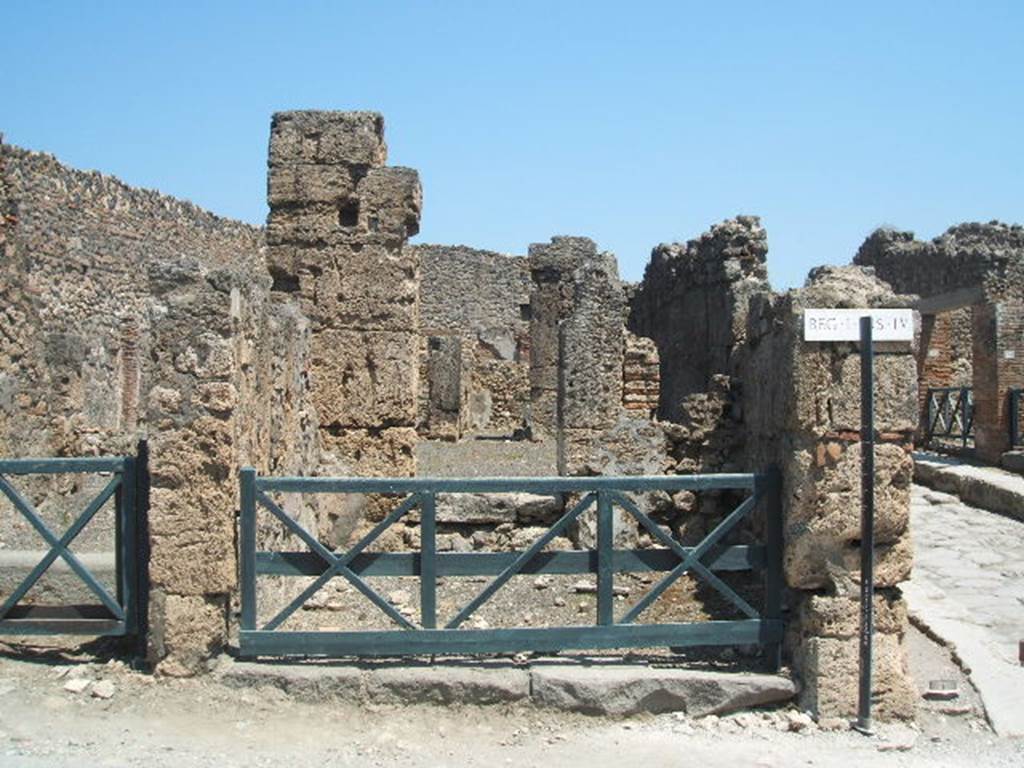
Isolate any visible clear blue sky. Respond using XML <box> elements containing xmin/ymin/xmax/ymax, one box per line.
<box><xmin>4</xmin><ymin>1</ymin><xmax>1022</xmax><ymax>288</ymax></box>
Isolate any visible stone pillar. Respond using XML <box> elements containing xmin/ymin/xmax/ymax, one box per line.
<box><xmin>743</xmin><ymin>266</ymin><xmax>918</xmax><ymax>721</ymax></box>
<box><xmin>144</xmin><ymin>258</ymin><xmax>250</xmax><ymax>675</ymax></box>
<box><xmin>528</xmin><ymin>237</ymin><xmax>669</xmax><ymax>546</ymax></box>
<box><xmin>266</xmin><ymin>112</ymin><xmax>422</xmax><ymax>487</ymax></box>
<box><xmin>526</xmin><ymin>237</ymin><xmax>595</xmax><ymax>436</ymax></box>
<box><xmin>972</xmin><ymin>300</ymin><xmax>1024</xmax><ymax>463</ymax></box>
<box><xmin>420</xmin><ymin>334</ymin><xmax>470</xmax><ymax>441</ymax></box>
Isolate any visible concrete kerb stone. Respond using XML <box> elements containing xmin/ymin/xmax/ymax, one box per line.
<box><xmin>529</xmin><ymin>665</ymin><xmax>797</xmax><ymax>717</ymax></box>
<box><xmin>217</xmin><ymin>659</ymin><xmax>796</xmax><ymax>716</ymax></box>
<box><xmin>914</xmin><ymin>452</ymin><xmax>1024</xmax><ymax>522</ymax></box>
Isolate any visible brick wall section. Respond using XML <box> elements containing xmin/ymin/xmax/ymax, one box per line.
<box><xmin>917</xmin><ymin>308</ymin><xmax>973</xmax><ymax>439</ymax></box>
<box><xmin>265</xmin><ymin>112</ymin><xmax>422</xmax><ymax>487</ymax></box>
<box><xmin>622</xmin><ymin>332</ymin><xmax>660</xmax><ymax>417</ymax></box>
<box><xmin>973</xmin><ymin>300</ymin><xmax>1024</xmax><ymax>462</ymax></box>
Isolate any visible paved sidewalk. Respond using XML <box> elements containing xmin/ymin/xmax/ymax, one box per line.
<box><xmin>904</xmin><ymin>483</ymin><xmax>1024</xmax><ymax>736</ymax></box>
<box><xmin>914</xmin><ymin>452</ymin><xmax>1024</xmax><ymax>522</ymax></box>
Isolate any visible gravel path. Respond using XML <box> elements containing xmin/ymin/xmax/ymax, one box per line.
<box><xmin>0</xmin><ymin>628</ymin><xmax>1021</xmax><ymax>768</ymax></box>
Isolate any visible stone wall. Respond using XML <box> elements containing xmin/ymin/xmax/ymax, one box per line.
<box><xmin>415</xmin><ymin>244</ymin><xmax>531</xmax><ymax>436</ymax></box>
<box><xmin>629</xmin><ymin>217</ymin><xmax>770</xmax><ymax>422</ymax></box>
<box><xmin>265</xmin><ymin>111</ymin><xmax>422</xmax><ymax>503</ymax></box>
<box><xmin>855</xmin><ymin>222</ymin><xmax>1024</xmax><ymax>302</ymax></box>
<box><xmin>0</xmin><ymin>141</ymin><xmax>321</xmax><ymax>673</ymax></box>
<box><xmin>743</xmin><ymin>265</ymin><xmax>918</xmax><ymax>720</ymax></box>
<box><xmin>855</xmin><ymin>222</ymin><xmax>1024</xmax><ymax>461</ymax></box>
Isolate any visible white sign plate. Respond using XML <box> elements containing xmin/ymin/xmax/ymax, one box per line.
<box><xmin>803</xmin><ymin>308</ymin><xmax>914</xmax><ymax>342</ymax></box>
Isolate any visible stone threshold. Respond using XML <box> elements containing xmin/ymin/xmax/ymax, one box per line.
<box><xmin>217</xmin><ymin>658</ymin><xmax>797</xmax><ymax>717</ymax></box>
<box><xmin>913</xmin><ymin>452</ymin><xmax>1024</xmax><ymax>522</ymax></box>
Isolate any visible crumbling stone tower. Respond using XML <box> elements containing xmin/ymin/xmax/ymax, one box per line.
<box><xmin>265</xmin><ymin>112</ymin><xmax>423</xmax><ymax>482</ymax></box>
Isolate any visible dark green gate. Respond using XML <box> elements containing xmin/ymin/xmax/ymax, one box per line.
<box><xmin>0</xmin><ymin>455</ymin><xmax>143</xmax><ymax>637</ymax></box>
<box><xmin>239</xmin><ymin>471</ymin><xmax>783</xmax><ymax>666</ymax></box>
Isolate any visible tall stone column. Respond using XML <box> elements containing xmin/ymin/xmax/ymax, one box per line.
<box><xmin>266</xmin><ymin>112</ymin><xmax>422</xmax><ymax>497</ymax></box>
<box><xmin>743</xmin><ymin>266</ymin><xmax>918</xmax><ymax>722</ymax></box>
<box><xmin>526</xmin><ymin>237</ymin><xmax>595</xmax><ymax>437</ymax></box>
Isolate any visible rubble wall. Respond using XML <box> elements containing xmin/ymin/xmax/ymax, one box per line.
<box><xmin>629</xmin><ymin>217</ymin><xmax>770</xmax><ymax>422</ymax></box>
<box><xmin>414</xmin><ymin>244</ymin><xmax>531</xmax><ymax>435</ymax></box>
<box><xmin>743</xmin><ymin>266</ymin><xmax>918</xmax><ymax>720</ymax></box>
<box><xmin>854</xmin><ymin>222</ymin><xmax>1024</xmax><ymax>302</ymax></box>
<box><xmin>0</xmin><ymin>142</ymin><xmax>321</xmax><ymax>674</ymax></box>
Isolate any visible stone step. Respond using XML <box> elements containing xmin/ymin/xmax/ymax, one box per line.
<box><xmin>913</xmin><ymin>452</ymin><xmax>1024</xmax><ymax>522</ymax></box>
<box><xmin>219</xmin><ymin>659</ymin><xmax>796</xmax><ymax>716</ymax></box>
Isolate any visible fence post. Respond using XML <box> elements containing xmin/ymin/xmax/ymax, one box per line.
<box><xmin>1011</xmin><ymin>389</ymin><xmax>1020</xmax><ymax>448</ymax></box>
<box><xmin>120</xmin><ymin>455</ymin><xmax>138</xmax><ymax>636</ymax></box>
<box><xmin>419</xmin><ymin>492</ymin><xmax>437</xmax><ymax>629</ymax></box>
<box><xmin>239</xmin><ymin>468</ymin><xmax>257</xmax><ymax>636</ymax></box>
<box><xmin>761</xmin><ymin>468</ymin><xmax>783</xmax><ymax>672</ymax></box>
<box><xmin>596</xmin><ymin>491</ymin><xmax>614</xmax><ymax>626</ymax></box>
<box><xmin>961</xmin><ymin>388</ymin><xmax>970</xmax><ymax>450</ymax></box>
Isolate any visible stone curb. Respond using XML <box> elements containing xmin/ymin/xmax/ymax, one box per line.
<box><xmin>913</xmin><ymin>453</ymin><xmax>1024</xmax><ymax>522</ymax></box>
<box><xmin>218</xmin><ymin>660</ymin><xmax>797</xmax><ymax>716</ymax></box>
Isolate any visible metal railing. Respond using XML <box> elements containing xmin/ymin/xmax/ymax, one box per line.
<box><xmin>0</xmin><ymin>456</ymin><xmax>140</xmax><ymax>636</ymax></box>
<box><xmin>1011</xmin><ymin>388</ymin><xmax>1023</xmax><ymax>449</ymax></box>
<box><xmin>239</xmin><ymin>471</ymin><xmax>783</xmax><ymax>667</ymax></box>
<box><xmin>925</xmin><ymin>387</ymin><xmax>974</xmax><ymax>449</ymax></box>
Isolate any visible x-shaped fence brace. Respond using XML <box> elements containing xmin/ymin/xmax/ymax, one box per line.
<box><xmin>251</xmin><ymin>485</ymin><xmax>763</xmax><ymax>632</ymax></box>
<box><xmin>0</xmin><ymin>473</ymin><xmax>125</xmax><ymax>621</ymax></box>
<box><xmin>927</xmin><ymin>388</ymin><xmax>973</xmax><ymax>439</ymax></box>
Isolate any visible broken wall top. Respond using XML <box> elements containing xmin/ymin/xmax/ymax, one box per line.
<box><xmin>854</xmin><ymin>220</ymin><xmax>1024</xmax><ymax>303</ymax></box>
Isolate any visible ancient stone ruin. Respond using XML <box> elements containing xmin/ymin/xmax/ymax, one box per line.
<box><xmin>5</xmin><ymin>110</ymin><xmax>1019</xmax><ymax>721</ymax></box>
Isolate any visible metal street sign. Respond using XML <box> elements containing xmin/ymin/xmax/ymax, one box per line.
<box><xmin>804</xmin><ymin>308</ymin><xmax>914</xmax><ymax>342</ymax></box>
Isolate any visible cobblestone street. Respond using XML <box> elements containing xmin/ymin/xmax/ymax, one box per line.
<box><xmin>905</xmin><ymin>483</ymin><xmax>1024</xmax><ymax>735</ymax></box>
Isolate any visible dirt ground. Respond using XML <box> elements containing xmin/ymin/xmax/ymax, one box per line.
<box><xmin>0</xmin><ymin>626</ymin><xmax>1021</xmax><ymax>768</ymax></box>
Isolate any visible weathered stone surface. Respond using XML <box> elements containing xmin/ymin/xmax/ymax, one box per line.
<box><xmin>560</xmin><ymin>251</ymin><xmax>624</xmax><ymax>431</ymax></box>
<box><xmin>366</xmin><ymin>665</ymin><xmax>530</xmax><ymax>705</ymax></box>
<box><xmin>914</xmin><ymin>453</ymin><xmax>1024</xmax><ymax>523</ymax></box>
<box><xmin>150</xmin><ymin>593</ymin><xmax>228</xmax><ymax>677</ymax></box>
<box><xmin>793</xmin><ymin>634</ymin><xmax>916</xmax><ymax>721</ymax></box>
<box><xmin>530</xmin><ymin>666</ymin><xmax>796</xmax><ymax>717</ymax></box>
<box><xmin>828</xmin><ymin>353</ymin><xmax>918</xmax><ymax>433</ymax></box>
<box><xmin>560</xmin><ymin>417</ymin><xmax>672</xmax><ymax>477</ymax></box>
<box><xmin>356</xmin><ymin>167</ymin><xmax>422</xmax><ymax>240</ymax></box>
<box><xmin>310</xmin><ymin>330</ymin><xmax>418</xmax><ymax>428</ymax></box>
<box><xmin>527</xmin><ymin>236</ymin><xmax>599</xmax><ymax>434</ymax></box>
<box><xmin>267</xmin><ymin>163</ymin><xmax>358</xmax><ymax>207</ymax></box>
<box><xmin>269</xmin><ymin>111</ymin><xmax>387</xmax><ymax>168</ymax></box>
<box><xmin>797</xmin><ymin>592</ymin><xmax>908</xmax><ymax>639</ymax></box>
<box><xmin>433</xmin><ymin>492</ymin><xmax>560</xmax><ymax>525</ymax></box>
<box><xmin>414</xmin><ymin>244</ymin><xmax>531</xmax><ymax>434</ymax></box>
<box><xmin>220</xmin><ymin>662</ymin><xmax>363</xmax><ymax>701</ymax></box>
<box><xmin>320</xmin><ymin>427</ymin><xmax>417</xmax><ymax>478</ymax></box>
<box><xmin>629</xmin><ymin>216</ymin><xmax>770</xmax><ymax>421</ymax></box>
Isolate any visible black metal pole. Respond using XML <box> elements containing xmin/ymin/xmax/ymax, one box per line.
<box><xmin>856</xmin><ymin>316</ymin><xmax>875</xmax><ymax>734</ymax></box>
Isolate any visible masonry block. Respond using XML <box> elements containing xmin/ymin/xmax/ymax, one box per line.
<box><xmin>309</xmin><ymin>330</ymin><xmax>418</xmax><ymax>428</ymax></box>
<box><xmin>269</xmin><ymin>111</ymin><xmax>387</xmax><ymax>168</ymax></box>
